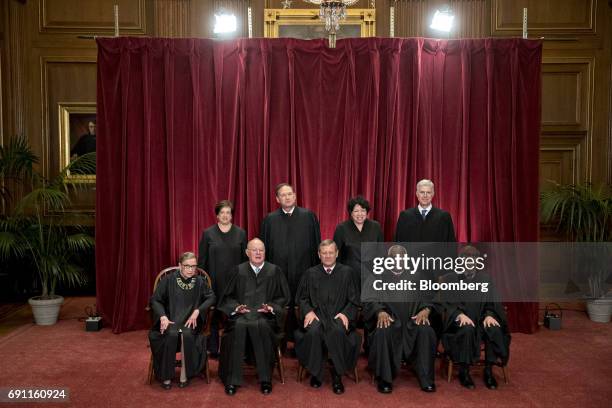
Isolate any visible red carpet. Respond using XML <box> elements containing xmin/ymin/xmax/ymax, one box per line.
<box><xmin>0</xmin><ymin>300</ymin><xmax>610</xmax><ymax>408</ymax></box>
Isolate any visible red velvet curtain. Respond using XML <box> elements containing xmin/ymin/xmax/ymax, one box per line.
<box><xmin>96</xmin><ymin>37</ymin><xmax>542</xmax><ymax>334</ymax></box>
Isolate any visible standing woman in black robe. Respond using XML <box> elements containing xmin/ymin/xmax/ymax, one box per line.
<box><xmin>197</xmin><ymin>200</ymin><xmax>247</xmax><ymax>356</ymax></box>
<box><xmin>149</xmin><ymin>252</ymin><xmax>216</xmax><ymax>389</ymax></box>
<box><xmin>333</xmin><ymin>196</ymin><xmax>384</xmax><ymax>292</ymax></box>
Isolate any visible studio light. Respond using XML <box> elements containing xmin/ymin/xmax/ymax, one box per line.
<box><xmin>213</xmin><ymin>12</ymin><xmax>237</xmax><ymax>34</ymax></box>
<box><xmin>430</xmin><ymin>8</ymin><xmax>455</xmax><ymax>33</ymax></box>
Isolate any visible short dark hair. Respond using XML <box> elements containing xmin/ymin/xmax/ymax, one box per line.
<box><xmin>214</xmin><ymin>200</ymin><xmax>233</xmax><ymax>215</ymax></box>
<box><xmin>274</xmin><ymin>182</ymin><xmax>294</xmax><ymax>197</ymax></box>
<box><xmin>347</xmin><ymin>195</ymin><xmax>371</xmax><ymax>214</ymax></box>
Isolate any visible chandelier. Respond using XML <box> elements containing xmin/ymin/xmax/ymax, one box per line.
<box><xmin>304</xmin><ymin>1</ymin><xmax>359</xmax><ymax>48</ymax></box>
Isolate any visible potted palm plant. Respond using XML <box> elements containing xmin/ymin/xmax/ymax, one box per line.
<box><xmin>540</xmin><ymin>182</ymin><xmax>612</xmax><ymax>322</ymax></box>
<box><xmin>0</xmin><ymin>136</ymin><xmax>95</xmax><ymax>325</ymax></box>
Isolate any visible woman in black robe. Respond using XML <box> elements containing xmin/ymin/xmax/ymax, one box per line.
<box><xmin>149</xmin><ymin>252</ymin><xmax>216</xmax><ymax>389</ymax></box>
<box><xmin>333</xmin><ymin>196</ymin><xmax>384</xmax><ymax>291</ymax></box>
<box><xmin>197</xmin><ymin>200</ymin><xmax>247</xmax><ymax>355</ymax></box>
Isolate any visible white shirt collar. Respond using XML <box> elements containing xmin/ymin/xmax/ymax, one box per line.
<box><xmin>418</xmin><ymin>204</ymin><xmax>432</xmax><ymax>213</ymax></box>
<box><xmin>282</xmin><ymin>206</ymin><xmax>295</xmax><ymax>215</ymax></box>
<box><xmin>323</xmin><ymin>264</ymin><xmax>336</xmax><ymax>274</ymax></box>
<box><xmin>250</xmin><ymin>262</ymin><xmax>265</xmax><ymax>274</ymax></box>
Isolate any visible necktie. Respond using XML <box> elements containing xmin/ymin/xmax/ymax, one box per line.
<box><xmin>255</xmin><ymin>267</ymin><xmax>260</xmax><ymax>275</ymax></box>
<box><xmin>421</xmin><ymin>209</ymin><xmax>427</xmax><ymax>220</ymax></box>
<box><xmin>326</xmin><ymin>268</ymin><xmax>332</xmax><ymax>275</ymax></box>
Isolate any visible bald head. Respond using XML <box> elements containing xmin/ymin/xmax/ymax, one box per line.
<box><xmin>246</xmin><ymin>238</ymin><xmax>265</xmax><ymax>266</ymax></box>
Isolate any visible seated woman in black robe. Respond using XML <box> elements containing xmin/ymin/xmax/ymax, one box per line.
<box><xmin>442</xmin><ymin>245</ymin><xmax>511</xmax><ymax>390</ymax></box>
<box><xmin>294</xmin><ymin>240</ymin><xmax>361</xmax><ymax>394</ymax></box>
<box><xmin>148</xmin><ymin>252</ymin><xmax>216</xmax><ymax>389</ymax></box>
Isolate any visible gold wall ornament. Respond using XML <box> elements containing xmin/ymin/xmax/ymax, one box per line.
<box><xmin>264</xmin><ymin>8</ymin><xmax>375</xmax><ymax>47</ymax></box>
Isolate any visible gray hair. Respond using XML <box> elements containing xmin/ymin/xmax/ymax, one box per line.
<box><xmin>416</xmin><ymin>179</ymin><xmax>434</xmax><ymax>192</ymax></box>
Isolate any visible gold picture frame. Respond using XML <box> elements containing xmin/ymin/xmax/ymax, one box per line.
<box><xmin>58</xmin><ymin>102</ymin><xmax>96</xmax><ymax>183</ymax></box>
<box><xmin>264</xmin><ymin>8</ymin><xmax>376</xmax><ymax>40</ymax></box>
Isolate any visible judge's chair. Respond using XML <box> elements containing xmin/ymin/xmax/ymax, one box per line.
<box><xmin>145</xmin><ymin>267</ymin><xmax>214</xmax><ymax>385</ymax></box>
<box><xmin>295</xmin><ymin>307</ymin><xmax>360</xmax><ymax>384</ymax></box>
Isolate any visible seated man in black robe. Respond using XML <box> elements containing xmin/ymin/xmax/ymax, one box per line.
<box><xmin>218</xmin><ymin>238</ymin><xmax>290</xmax><ymax>396</ymax></box>
<box><xmin>148</xmin><ymin>251</ymin><xmax>216</xmax><ymax>390</ymax></box>
<box><xmin>442</xmin><ymin>245</ymin><xmax>511</xmax><ymax>390</ymax></box>
<box><xmin>364</xmin><ymin>245</ymin><xmax>439</xmax><ymax>394</ymax></box>
<box><xmin>294</xmin><ymin>239</ymin><xmax>361</xmax><ymax>394</ymax></box>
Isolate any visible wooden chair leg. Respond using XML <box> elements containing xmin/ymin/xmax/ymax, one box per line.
<box><xmin>205</xmin><ymin>357</ymin><xmax>211</xmax><ymax>384</ymax></box>
<box><xmin>147</xmin><ymin>356</ymin><xmax>154</xmax><ymax>385</ymax></box>
<box><xmin>447</xmin><ymin>359</ymin><xmax>453</xmax><ymax>383</ymax></box>
<box><xmin>297</xmin><ymin>364</ymin><xmax>303</xmax><ymax>382</ymax></box>
<box><xmin>501</xmin><ymin>365</ymin><xmax>509</xmax><ymax>384</ymax></box>
<box><xmin>277</xmin><ymin>347</ymin><xmax>285</xmax><ymax>384</ymax></box>
<box><xmin>353</xmin><ymin>366</ymin><xmax>359</xmax><ymax>384</ymax></box>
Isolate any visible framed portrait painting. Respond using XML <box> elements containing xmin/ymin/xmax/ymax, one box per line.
<box><xmin>58</xmin><ymin>102</ymin><xmax>96</xmax><ymax>183</ymax></box>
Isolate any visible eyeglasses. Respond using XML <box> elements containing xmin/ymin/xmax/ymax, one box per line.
<box><xmin>181</xmin><ymin>264</ymin><xmax>198</xmax><ymax>270</ymax></box>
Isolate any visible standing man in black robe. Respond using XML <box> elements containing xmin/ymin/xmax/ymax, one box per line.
<box><xmin>197</xmin><ymin>200</ymin><xmax>247</xmax><ymax>357</ymax></box>
<box><xmin>148</xmin><ymin>252</ymin><xmax>216</xmax><ymax>389</ymax></box>
<box><xmin>442</xmin><ymin>246</ymin><xmax>511</xmax><ymax>390</ymax></box>
<box><xmin>294</xmin><ymin>239</ymin><xmax>361</xmax><ymax>394</ymax></box>
<box><xmin>218</xmin><ymin>238</ymin><xmax>290</xmax><ymax>396</ymax></box>
<box><xmin>364</xmin><ymin>245</ymin><xmax>439</xmax><ymax>394</ymax></box>
<box><xmin>395</xmin><ymin>179</ymin><xmax>456</xmax><ymax>243</ymax></box>
<box><xmin>260</xmin><ymin>182</ymin><xmax>321</xmax><ymax>348</ymax></box>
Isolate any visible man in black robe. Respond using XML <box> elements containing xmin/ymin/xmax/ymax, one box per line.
<box><xmin>218</xmin><ymin>238</ymin><xmax>290</xmax><ymax>396</ymax></box>
<box><xmin>442</xmin><ymin>246</ymin><xmax>511</xmax><ymax>390</ymax></box>
<box><xmin>148</xmin><ymin>252</ymin><xmax>216</xmax><ymax>389</ymax></box>
<box><xmin>70</xmin><ymin>121</ymin><xmax>96</xmax><ymax>158</ymax></box>
<box><xmin>395</xmin><ymin>179</ymin><xmax>456</xmax><ymax>243</ymax></box>
<box><xmin>294</xmin><ymin>239</ymin><xmax>361</xmax><ymax>394</ymax></box>
<box><xmin>260</xmin><ymin>182</ymin><xmax>321</xmax><ymax>346</ymax></box>
<box><xmin>364</xmin><ymin>245</ymin><xmax>439</xmax><ymax>394</ymax></box>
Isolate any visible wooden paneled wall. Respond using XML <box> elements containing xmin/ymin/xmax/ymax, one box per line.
<box><xmin>1</xmin><ymin>0</ymin><xmax>610</xmax><ymax>220</ymax></box>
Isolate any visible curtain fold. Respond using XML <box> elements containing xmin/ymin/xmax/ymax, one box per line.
<box><xmin>96</xmin><ymin>37</ymin><xmax>542</xmax><ymax>333</ymax></box>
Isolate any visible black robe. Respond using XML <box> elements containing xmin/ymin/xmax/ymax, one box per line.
<box><xmin>148</xmin><ymin>270</ymin><xmax>216</xmax><ymax>382</ymax></box>
<box><xmin>294</xmin><ymin>263</ymin><xmax>362</xmax><ymax>380</ymax></box>
<box><xmin>197</xmin><ymin>223</ymin><xmax>247</xmax><ymax>354</ymax></box>
<box><xmin>441</xmin><ymin>272</ymin><xmax>511</xmax><ymax>366</ymax></box>
<box><xmin>197</xmin><ymin>224</ymin><xmax>247</xmax><ymax>297</ymax></box>
<box><xmin>394</xmin><ymin>207</ymin><xmax>456</xmax><ymax>243</ymax></box>
<box><xmin>218</xmin><ymin>261</ymin><xmax>290</xmax><ymax>385</ymax></box>
<box><xmin>333</xmin><ymin>219</ymin><xmax>384</xmax><ymax>291</ymax></box>
<box><xmin>260</xmin><ymin>207</ymin><xmax>321</xmax><ymax>298</ymax></box>
<box><xmin>363</xmin><ymin>274</ymin><xmax>439</xmax><ymax>386</ymax></box>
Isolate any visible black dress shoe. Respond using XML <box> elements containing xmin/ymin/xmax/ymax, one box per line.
<box><xmin>310</xmin><ymin>376</ymin><xmax>322</xmax><ymax>388</ymax></box>
<box><xmin>161</xmin><ymin>381</ymin><xmax>172</xmax><ymax>390</ymax></box>
<box><xmin>260</xmin><ymin>382</ymin><xmax>273</xmax><ymax>395</ymax></box>
<box><xmin>208</xmin><ymin>351</ymin><xmax>220</xmax><ymax>359</ymax></box>
<box><xmin>421</xmin><ymin>384</ymin><xmax>436</xmax><ymax>393</ymax></box>
<box><xmin>332</xmin><ymin>378</ymin><xmax>344</xmax><ymax>395</ymax></box>
<box><xmin>459</xmin><ymin>370</ymin><xmax>475</xmax><ymax>389</ymax></box>
<box><xmin>484</xmin><ymin>368</ymin><xmax>498</xmax><ymax>390</ymax></box>
<box><xmin>224</xmin><ymin>385</ymin><xmax>237</xmax><ymax>395</ymax></box>
<box><xmin>377</xmin><ymin>379</ymin><xmax>393</xmax><ymax>394</ymax></box>
<box><xmin>178</xmin><ymin>380</ymin><xmax>189</xmax><ymax>388</ymax></box>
